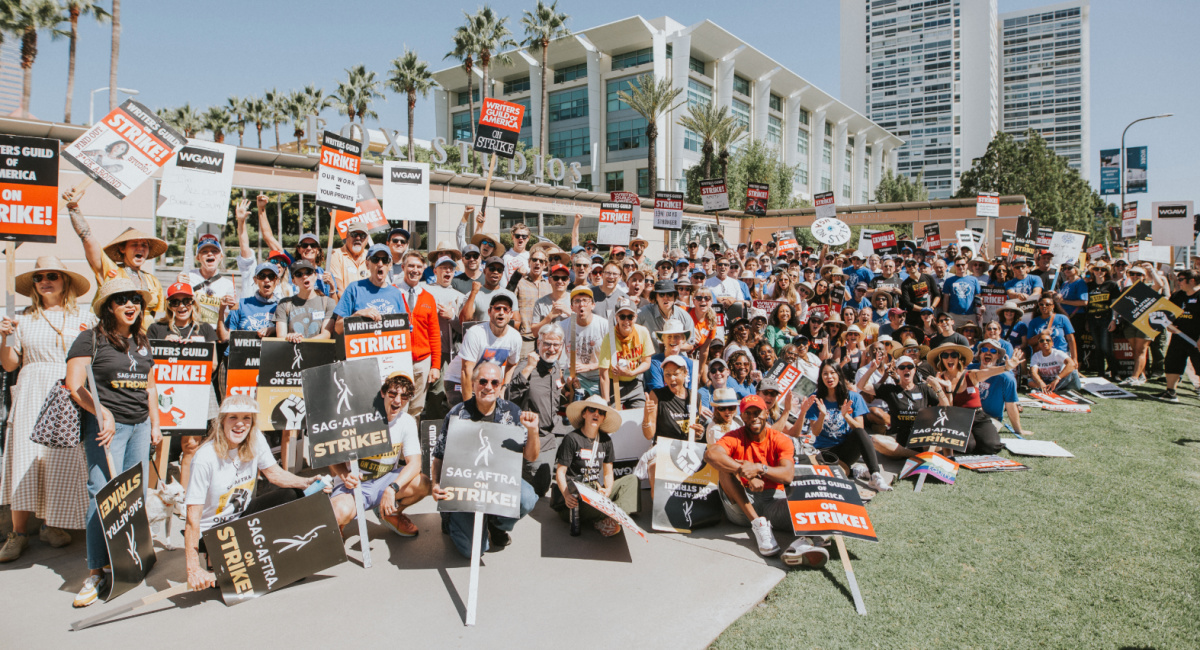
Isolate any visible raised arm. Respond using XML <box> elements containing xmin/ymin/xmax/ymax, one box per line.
<box><xmin>256</xmin><ymin>194</ymin><xmax>284</xmax><ymax>254</ymax></box>
<box><xmin>63</xmin><ymin>187</ymin><xmax>104</xmax><ymax>274</ymax></box>
<box><xmin>571</xmin><ymin>213</ymin><xmax>582</xmax><ymax>249</ymax></box>
<box><xmin>235</xmin><ymin>199</ymin><xmax>253</xmax><ymax>260</ymax></box>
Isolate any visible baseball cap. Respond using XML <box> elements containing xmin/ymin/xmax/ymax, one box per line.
<box><xmin>367</xmin><ymin>244</ymin><xmax>391</xmax><ymax>260</ymax></box>
<box><xmin>461</xmin><ymin>244</ymin><xmax>481</xmax><ymax>256</ymax></box>
<box><xmin>894</xmin><ymin>355</ymin><xmax>916</xmax><ymax>367</ymax></box>
<box><xmin>484</xmin><ymin>256</ymin><xmax>505</xmax><ymax>269</ymax></box>
<box><xmin>611</xmin><ymin>246</ymin><xmax>626</xmax><ymax>255</ymax></box>
<box><xmin>614</xmin><ymin>297</ymin><xmax>637</xmax><ymax>314</ymax></box>
<box><xmin>888</xmin><ymin>307</ymin><xmax>904</xmax><ymax>317</ymax></box>
<box><xmin>661</xmin><ymin>354</ymin><xmax>689</xmax><ymax>369</ymax></box>
<box><xmin>196</xmin><ymin>237</ymin><xmax>222</xmax><ymax>255</ymax></box>
<box><xmin>652</xmin><ymin>280</ymin><xmax>677</xmax><ymax>294</ymax></box>
<box><xmin>166</xmin><ymin>282</ymin><xmax>193</xmax><ymax>298</ymax></box>
<box><xmin>549</xmin><ymin>264</ymin><xmax>570</xmax><ymax>276</ymax></box>
<box><xmin>253</xmin><ymin>262</ymin><xmax>279</xmax><ymax>278</ymax></box>
<box><xmin>759</xmin><ymin>377</ymin><xmax>782</xmax><ymax>393</ymax></box>
<box><xmin>346</xmin><ymin>221</ymin><xmax>370</xmax><ymax>235</ymax></box>
<box><xmin>435</xmin><ymin>256</ymin><xmax>457</xmax><ymax>268</ymax></box>
<box><xmin>388</xmin><ymin>227</ymin><xmax>411</xmax><ymax>241</ymax></box>
<box><xmin>570</xmin><ymin>286</ymin><xmax>594</xmax><ymax>301</ymax></box>
<box><xmin>298</xmin><ymin>232</ymin><xmax>319</xmax><ymax>245</ymax></box>
<box><xmin>488</xmin><ymin>290</ymin><xmax>516</xmax><ymax>309</ymax></box>
<box><xmin>290</xmin><ymin>259</ymin><xmax>316</xmax><ymax>274</ymax></box>
<box><xmin>740</xmin><ymin>395</ymin><xmax>767</xmax><ymax>413</ymax></box>
<box><xmin>267</xmin><ymin>249</ymin><xmax>292</xmax><ymax>266</ymax></box>
<box><xmin>709</xmin><ymin>357</ymin><xmax>728</xmax><ymax>371</ymax></box>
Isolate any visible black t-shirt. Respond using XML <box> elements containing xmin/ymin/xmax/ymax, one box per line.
<box><xmin>652</xmin><ymin>386</ymin><xmax>691</xmax><ymax>442</ymax></box>
<box><xmin>929</xmin><ymin>332</ymin><xmax>969</xmax><ymax>350</ymax></box>
<box><xmin>68</xmin><ymin>330</ymin><xmax>155</xmax><ymax>425</ymax></box>
<box><xmin>451</xmin><ymin>271</ymin><xmax>483</xmax><ymax>295</ymax></box>
<box><xmin>1086</xmin><ymin>280</ymin><xmax>1120</xmax><ymax>322</ymax></box>
<box><xmin>902</xmin><ymin>273</ymin><xmax>941</xmax><ymax>310</ymax></box>
<box><xmin>555</xmin><ymin>429</ymin><xmax>613</xmax><ymax>485</ymax></box>
<box><xmin>1169</xmin><ymin>290</ymin><xmax>1200</xmax><ymax>339</ymax></box>
<box><xmin>146</xmin><ymin>321</ymin><xmax>218</xmax><ymax>343</ymax></box>
<box><xmin>870</xmin><ymin>274</ymin><xmax>902</xmax><ymax>294</ymax></box>
<box><xmin>875</xmin><ymin>382</ymin><xmax>939</xmax><ymax>445</ymax></box>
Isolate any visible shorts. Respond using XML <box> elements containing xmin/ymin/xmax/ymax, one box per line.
<box><xmin>1124</xmin><ymin>323</ymin><xmax>1151</xmax><ymax>341</ymax></box>
<box><xmin>331</xmin><ymin>469</ymin><xmax>403</xmax><ymax>511</ymax></box>
<box><xmin>1165</xmin><ymin>336</ymin><xmax>1200</xmax><ymax>375</ymax></box>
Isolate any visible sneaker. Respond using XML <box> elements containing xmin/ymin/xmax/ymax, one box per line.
<box><xmin>1118</xmin><ymin>376</ymin><xmax>1136</xmax><ymax>386</ymax></box>
<box><xmin>851</xmin><ymin>463</ymin><xmax>870</xmax><ymax>481</ymax></box>
<box><xmin>72</xmin><ymin>572</ymin><xmax>108</xmax><ymax>608</ymax></box>
<box><xmin>375</xmin><ymin>509</ymin><xmax>418</xmax><ymax>537</ymax></box>
<box><xmin>0</xmin><ymin>532</ymin><xmax>29</xmax><ymax>562</ymax></box>
<box><xmin>1155</xmin><ymin>389</ymin><xmax>1179</xmax><ymax>403</ymax></box>
<box><xmin>39</xmin><ymin>525</ymin><xmax>72</xmax><ymax>548</ymax></box>
<box><xmin>487</xmin><ymin>522</ymin><xmax>511</xmax><ymax>550</ymax></box>
<box><xmin>1130</xmin><ymin>376</ymin><xmax>1147</xmax><ymax>387</ymax></box>
<box><xmin>782</xmin><ymin>537</ymin><xmax>830</xmax><ymax>568</ymax></box>
<box><xmin>868</xmin><ymin>471</ymin><xmax>894</xmax><ymax>492</ymax></box>
<box><xmin>750</xmin><ymin>517</ymin><xmax>781</xmax><ymax>557</ymax></box>
<box><xmin>593</xmin><ymin>517</ymin><xmax>622</xmax><ymax>537</ymax></box>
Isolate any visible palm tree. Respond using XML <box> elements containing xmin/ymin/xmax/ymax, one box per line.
<box><xmin>350</xmin><ymin>64</ymin><xmax>382</xmax><ymax>125</ymax></box>
<box><xmin>446</xmin><ymin>28</ymin><xmax>479</xmax><ymax>142</ymax></box>
<box><xmin>263</xmin><ymin>88</ymin><xmax>289</xmax><ymax>150</ymax></box>
<box><xmin>286</xmin><ymin>85</ymin><xmax>331</xmax><ymax>153</ymax></box>
<box><xmin>108</xmin><ymin>0</ymin><xmax>118</xmax><ymax>111</ymax></box>
<box><xmin>387</xmin><ymin>47</ymin><xmax>436</xmax><ymax>161</ymax></box>
<box><xmin>521</xmin><ymin>1</ymin><xmax>570</xmax><ymax>156</ymax></box>
<box><xmin>677</xmin><ymin>102</ymin><xmax>733</xmax><ymax>180</ymax></box>
<box><xmin>617</xmin><ymin>73</ymin><xmax>683</xmax><ymax>197</ymax></box>
<box><xmin>171</xmin><ymin>104</ymin><xmax>203</xmax><ymax>138</ymax></box>
<box><xmin>242</xmin><ymin>97</ymin><xmax>271</xmax><ymax>149</ymax></box>
<box><xmin>201</xmin><ymin>106</ymin><xmax>232</xmax><ymax>143</ymax></box>
<box><xmin>61</xmin><ymin>1</ymin><xmax>108</xmax><ymax>123</ymax></box>
<box><xmin>11</xmin><ymin>0</ymin><xmax>62</xmax><ymax>117</ymax></box>
<box><xmin>715</xmin><ymin>119</ymin><xmax>748</xmax><ymax>180</ymax></box>
<box><xmin>333</xmin><ymin>77</ymin><xmax>358</xmax><ymax>123</ymax></box>
<box><xmin>467</xmin><ymin>6</ymin><xmax>516</xmax><ymax>102</ymax></box>
<box><xmin>226</xmin><ymin>95</ymin><xmax>247</xmax><ymax>145</ymax></box>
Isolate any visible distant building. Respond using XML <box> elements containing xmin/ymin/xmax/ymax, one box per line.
<box><xmin>0</xmin><ymin>40</ymin><xmax>22</xmax><ymax>115</ymax></box>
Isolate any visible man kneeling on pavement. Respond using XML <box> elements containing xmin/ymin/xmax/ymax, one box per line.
<box><xmin>705</xmin><ymin>395</ymin><xmax>829</xmax><ymax>568</ymax></box>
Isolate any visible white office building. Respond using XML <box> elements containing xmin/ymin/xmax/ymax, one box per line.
<box><xmin>431</xmin><ymin>15</ymin><xmax>901</xmax><ymax>208</ymax></box>
<box><xmin>842</xmin><ymin>0</ymin><xmax>1089</xmax><ymax>198</ymax></box>
<box><xmin>999</xmin><ymin>1</ymin><xmax>1090</xmax><ymax>179</ymax></box>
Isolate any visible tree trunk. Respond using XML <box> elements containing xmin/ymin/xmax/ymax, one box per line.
<box><xmin>539</xmin><ymin>39</ymin><xmax>549</xmax><ymax>156</ymax></box>
<box><xmin>407</xmin><ymin>91</ymin><xmax>416</xmax><ymax>162</ymax></box>
<box><xmin>702</xmin><ymin>141</ymin><xmax>713</xmax><ymax>179</ymax></box>
<box><xmin>465</xmin><ymin>59</ymin><xmax>477</xmax><ymax>172</ymax></box>
<box><xmin>215</xmin><ymin>131</ymin><xmax>224</xmax><ymax>143</ymax></box>
<box><xmin>646</xmin><ymin>121</ymin><xmax>658</xmax><ymax>197</ymax></box>
<box><xmin>238</xmin><ymin>119</ymin><xmax>244</xmax><ymax>146</ymax></box>
<box><xmin>19</xmin><ymin>30</ymin><xmax>34</xmax><ymax>117</ymax></box>
<box><xmin>64</xmin><ymin>12</ymin><xmax>79</xmax><ymax>123</ymax></box>
<box><xmin>274</xmin><ymin>123</ymin><xmax>281</xmax><ymax>151</ymax></box>
<box><xmin>256</xmin><ymin>124</ymin><xmax>263</xmax><ymax>149</ymax></box>
<box><xmin>481</xmin><ymin>51</ymin><xmax>490</xmax><ymax>102</ymax></box>
<box><xmin>109</xmin><ymin>0</ymin><xmax>120</xmax><ymax>111</ymax></box>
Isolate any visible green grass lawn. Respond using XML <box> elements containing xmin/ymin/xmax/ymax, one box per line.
<box><xmin>714</xmin><ymin>381</ymin><xmax>1200</xmax><ymax>649</ymax></box>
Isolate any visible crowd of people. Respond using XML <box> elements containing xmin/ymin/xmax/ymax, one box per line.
<box><xmin>2</xmin><ymin>190</ymin><xmax>1199</xmax><ymax>606</ymax></box>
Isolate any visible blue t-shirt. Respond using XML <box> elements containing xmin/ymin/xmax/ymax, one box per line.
<box><xmin>968</xmin><ymin>363</ymin><xmax>1017</xmax><ymax>421</ymax></box>
<box><xmin>225</xmin><ymin>294</ymin><xmax>278</xmax><ymax>333</ymax></box>
<box><xmin>1059</xmin><ymin>278</ymin><xmax>1089</xmax><ymax>317</ymax></box>
<box><xmin>942</xmin><ymin>275</ymin><xmax>980</xmax><ymax>315</ymax></box>
<box><xmin>738</xmin><ymin>280</ymin><xmax>752</xmax><ymax>301</ymax></box>
<box><xmin>1026</xmin><ymin>313</ymin><xmax>1074</xmax><ymax>352</ymax></box>
<box><xmin>804</xmin><ymin>392</ymin><xmax>869</xmax><ymax>449</ymax></box>
<box><xmin>975</xmin><ymin>339</ymin><xmax>1014</xmax><ymax>359</ymax></box>
<box><xmin>644</xmin><ymin>353</ymin><xmax>694</xmax><ymax>391</ymax></box>
<box><xmin>844</xmin><ymin>266</ymin><xmax>873</xmax><ymax>293</ymax></box>
<box><xmin>1005</xmin><ymin>274</ymin><xmax>1043</xmax><ymax>297</ymax></box>
<box><xmin>845</xmin><ymin>296</ymin><xmax>870</xmax><ymax>311</ymax></box>
<box><xmin>1001</xmin><ymin>321</ymin><xmax>1026</xmax><ymax>349</ymax></box>
<box><xmin>334</xmin><ymin>279</ymin><xmax>408</xmax><ymax>319</ymax></box>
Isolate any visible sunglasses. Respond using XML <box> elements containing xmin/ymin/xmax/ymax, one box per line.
<box><xmin>490</xmin><ymin>305</ymin><xmax>512</xmax><ymax>313</ymax></box>
<box><xmin>390</xmin><ymin>238</ymin><xmax>408</xmax><ymax>245</ymax></box>
<box><xmin>761</xmin><ymin>390</ymin><xmax>780</xmax><ymax>397</ymax></box>
<box><xmin>487</xmin><ymin>265</ymin><xmax>505</xmax><ymax>272</ymax></box>
<box><xmin>715</xmin><ymin>405</ymin><xmax>737</xmax><ymax>412</ymax></box>
<box><xmin>298</xmin><ymin>241</ymin><xmax>319</xmax><ymax>249</ymax></box>
<box><xmin>897</xmin><ymin>364</ymin><xmax>915</xmax><ymax>370</ymax></box>
<box><xmin>370</xmin><ymin>256</ymin><xmax>391</xmax><ymax>264</ymax></box>
<box><xmin>531</xmin><ymin>258</ymin><xmax>548</xmax><ymax>264</ymax></box>
<box><xmin>256</xmin><ymin>273</ymin><xmax>278</xmax><ymax>281</ymax></box>
<box><xmin>111</xmin><ymin>293</ymin><xmax>144</xmax><ymax>307</ymax></box>
<box><xmin>464</xmin><ymin>253</ymin><xmax>481</xmax><ymax>260</ymax></box>
<box><xmin>582</xmin><ymin>406</ymin><xmax>602</xmax><ymax>416</ymax></box>
<box><xmin>349</xmin><ymin>232</ymin><xmax>368</xmax><ymax>239</ymax></box>
<box><xmin>513</xmin><ymin>233</ymin><xmax>529</xmax><ymax>240</ymax></box>
<box><xmin>168</xmin><ymin>298</ymin><xmax>193</xmax><ymax>307</ymax></box>
<box><xmin>550</xmin><ymin>275</ymin><xmax>570</xmax><ymax>281</ymax></box>
<box><xmin>979</xmin><ymin>348</ymin><xmax>999</xmax><ymax>355</ymax></box>
<box><xmin>293</xmin><ymin>269</ymin><xmax>314</xmax><ymax>279</ymax></box>
<box><xmin>940</xmin><ymin>351</ymin><xmax>960</xmax><ymax>359</ymax></box>
<box><xmin>32</xmin><ymin>272</ymin><xmax>61</xmax><ymax>283</ymax></box>
<box><xmin>476</xmin><ymin>378</ymin><xmax>502</xmax><ymax>388</ymax></box>
<box><xmin>618</xmin><ymin>313</ymin><xmax>634</xmax><ymax>321</ymax></box>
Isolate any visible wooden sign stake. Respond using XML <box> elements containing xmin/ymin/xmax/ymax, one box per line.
<box><xmin>807</xmin><ymin>453</ymin><xmax>868</xmax><ymax>616</ymax></box>
<box><xmin>479</xmin><ymin>153</ymin><xmax>499</xmax><ymax>216</ymax></box>
<box><xmin>5</xmin><ymin>242</ymin><xmax>15</xmax><ymax>318</ymax></box>
<box><xmin>465</xmin><ymin>511</ymin><xmax>484</xmax><ymax>626</ymax></box>
<box><xmin>348</xmin><ymin>452</ymin><xmax>372</xmax><ymax>569</ymax></box>
<box><xmin>70</xmin><ymin>583</ymin><xmax>190</xmax><ymax>631</ymax></box>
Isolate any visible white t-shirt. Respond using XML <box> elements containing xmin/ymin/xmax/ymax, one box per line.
<box><xmin>568</xmin><ymin>316</ymin><xmax>610</xmax><ymax>380</ymax></box>
<box><xmin>185</xmin><ymin>431</ymin><xmax>277</xmax><ymax>532</ymax></box>
<box><xmin>444</xmin><ymin>322</ymin><xmax>524</xmax><ymax>386</ymax></box>
<box><xmin>502</xmin><ymin>249</ymin><xmax>530</xmax><ymax>286</ymax></box>
<box><xmin>1031</xmin><ymin>348</ymin><xmax>1072</xmax><ymax>384</ymax></box>
<box><xmin>351</xmin><ymin>411</ymin><xmax>421</xmax><ymax>481</ymax></box>
<box><xmin>185</xmin><ymin>269</ymin><xmax>237</xmax><ymax>326</ymax></box>
<box><xmin>706</xmin><ymin>276</ymin><xmax>742</xmax><ymax>300</ymax></box>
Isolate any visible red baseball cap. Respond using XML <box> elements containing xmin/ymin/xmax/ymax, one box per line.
<box><xmin>740</xmin><ymin>395</ymin><xmax>767</xmax><ymax>413</ymax></box>
<box><xmin>549</xmin><ymin>264</ymin><xmax>570</xmax><ymax>276</ymax></box>
<box><xmin>166</xmin><ymin>282</ymin><xmax>193</xmax><ymax>298</ymax></box>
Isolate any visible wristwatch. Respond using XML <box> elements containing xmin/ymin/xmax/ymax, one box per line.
<box><xmin>388</xmin><ymin>482</ymin><xmax>402</xmax><ymax>494</ymax></box>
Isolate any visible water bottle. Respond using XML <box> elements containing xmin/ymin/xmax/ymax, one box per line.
<box><xmin>303</xmin><ymin>475</ymin><xmax>332</xmax><ymax>496</ymax></box>
<box><xmin>569</xmin><ymin>486</ymin><xmax>581</xmax><ymax>536</ymax></box>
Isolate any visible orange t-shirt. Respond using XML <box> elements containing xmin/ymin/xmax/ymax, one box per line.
<box><xmin>715</xmin><ymin>426</ymin><xmax>795</xmax><ymax>492</ymax></box>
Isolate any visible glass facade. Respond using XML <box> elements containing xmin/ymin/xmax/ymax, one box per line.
<box><xmin>503</xmin><ymin>77</ymin><xmax>530</xmax><ymax>95</ymax></box>
<box><xmin>451</xmin><ymin>109</ymin><xmax>479</xmax><ymax>142</ymax></box>
<box><xmin>456</xmin><ymin>89</ymin><xmax>480</xmax><ymax>106</ymax></box>
<box><xmin>843</xmin><ymin>147</ymin><xmax>853</xmax><ymax>199</ymax></box>
<box><xmin>795</xmin><ymin>128</ymin><xmax>809</xmax><ymax>186</ymax></box>
<box><xmin>689</xmin><ymin>56</ymin><xmax>706</xmax><ymax>74</ymax></box>
<box><xmin>605</xmin><ymin>170</ymin><xmax>624</xmax><ymax>192</ymax></box>
<box><xmin>767</xmin><ymin>115</ymin><xmax>783</xmax><ymax>150</ymax></box>
<box><xmin>548</xmin><ymin>87</ymin><xmax>588</xmax><ymax>122</ymax></box>
<box><xmin>606</xmin><ymin>77</ymin><xmax>638</xmax><ymax>112</ymax></box>
<box><xmin>549</xmin><ymin>127</ymin><xmax>589</xmax><ymax>159</ymax></box>
<box><xmin>554</xmin><ymin>63</ymin><xmax>587</xmax><ymax>84</ymax></box>
<box><xmin>612</xmin><ymin>47</ymin><xmax>652</xmax><ymax>71</ymax></box>
<box><xmin>637</xmin><ymin>168</ymin><xmax>650</xmax><ymax>197</ymax></box>
<box><xmin>820</xmin><ymin>139</ymin><xmax>832</xmax><ymax>192</ymax></box>
<box><xmin>733</xmin><ymin>74</ymin><xmax>751</xmax><ymax>96</ymax></box>
<box><xmin>732</xmin><ymin>98</ymin><xmax>750</xmax><ymax>130</ymax></box>
<box><xmin>607</xmin><ymin>117</ymin><xmax>647</xmax><ymax>152</ymax></box>
<box><xmin>769</xmin><ymin>94</ymin><xmax>782</xmax><ymax>112</ymax></box>
<box><xmin>687</xmin><ymin>79</ymin><xmax>712</xmax><ymax>108</ymax></box>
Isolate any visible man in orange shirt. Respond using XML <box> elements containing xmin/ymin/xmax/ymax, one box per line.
<box><xmin>705</xmin><ymin>395</ymin><xmax>829</xmax><ymax>568</ymax></box>
<box><xmin>396</xmin><ymin>251</ymin><xmax>441</xmax><ymax>417</ymax></box>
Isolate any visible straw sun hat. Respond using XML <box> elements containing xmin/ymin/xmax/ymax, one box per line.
<box><xmin>14</xmin><ymin>256</ymin><xmax>91</xmax><ymax>297</ymax></box>
<box><xmin>102</xmin><ymin>227</ymin><xmax>168</xmax><ymax>262</ymax></box>
<box><xmin>565</xmin><ymin>395</ymin><xmax>621</xmax><ymax>433</ymax></box>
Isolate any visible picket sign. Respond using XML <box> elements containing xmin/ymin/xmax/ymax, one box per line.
<box><xmin>348</xmin><ymin>451</ymin><xmax>372</xmax><ymax>569</ymax></box>
<box><xmin>806</xmin><ymin>453</ymin><xmax>867</xmax><ymax>616</ymax></box>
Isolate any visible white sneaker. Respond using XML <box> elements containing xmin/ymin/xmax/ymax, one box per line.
<box><xmin>782</xmin><ymin>537</ymin><xmax>829</xmax><ymax>568</ymax></box>
<box><xmin>1130</xmin><ymin>376</ymin><xmax>1147</xmax><ymax>386</ymax></box>
<box><xmin>751</xmin><ymin>517</ymin><xmax>781</xmax><ymax>557</ymax></box>
<box><xmin>73</xmin><ymin>572</ymin><xmax>108</xmax><ymax>608</ymax></box>
<box><xmin>851</xmin><ymin>463</ymin><xmax>870</xmax><ymax>481</ymax></box>
<box><xmin>868</xmin><ymin>471</ymin><xmax>893</xmax><ymax>492</ymax></box>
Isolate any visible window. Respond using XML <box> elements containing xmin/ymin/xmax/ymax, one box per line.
<box><xmin>554</xmin><ymin>63</ymin><xmax>587</xmax><ymax>84</ymax></box>
<box><xmin>548</xmin><ymin>87</ymin><xmax>588</xmax><ymax>122</ymax></box>
<box><xmin>767</xmin><ymin>115</ymin><xmax>782</xmax><ymax>149</ymax></box>
<box><xmin>605</xmin><ymin>171</ymin><xmax>624</xmax><ymax>193</ymax></box>
<box><xmin>820</xmin><ymin>140</ymin><xmax>832</xmax><ymax>192</ymax></box>
<box><xmin>548</xmin><ymin>127</ymin><xmax>589</xmax><ymax>158</ymax></box>
<box><xmin>607</xmin><ymin>117</ymin><xmax>647</xmax><ymax>151</ymax></box>
<box><xmin>456</xmin><ymin>89</ymin><xmax>480</xmax><ymax>106</ymax></box>
<box><xmin>824</xmin><ymin>122</ymin><xmax>833</xmax><ymax>137</ymax></box>
<box><xmin>612</xmin><ymin>47</ymin><xmax>652</xmax><ymax>71</ymax></box>
<box><xmin>795</xmin><ymin>128</ymin><xmax>809</xmax><ymax>186</ymax></box>
<box><xmin>843</xmin><ymin>148</ymin><xmax>853</xmax><ymax>199</ymax></box>
<box><xmin>733</xmin><ymin>74</ymin><xmax>751</xmax><ymax>96</ymax></box>
<box><xmin>687</xmin><ymin>79</ymin><xmax>712</xmax><ymax>108</ymax></box>
<box><xmin>666</xmin><ymin>43</ymin><xmax>673</xmax><ymax>59</ymax></box>
<box><xmin>684</xmin><ymin>129</ymin><xmax>703</xmax><ymax>152</ymax></box>
<box><xmin>514</xmin><ymin>98</ymin><xmax>532</xmax><ymax>129</ymax></box>
<box><xmin>451</xmin><ymin>110</ymin><xmax>478</xmax><ymax>142</ymax></box>
<box><xmin>576</xmin><ymin>174</ymin><xmax>592</xmax><ymax>191</ymax></box>
<box><xmin>606</xmin><ymin>77</ymin><xmax>638</xmax><ymax>112</ymax></box>
<box><xmin>689</xmin><ymin>56</ymin><xmax>705</xmax><ymax>74</ymax></box>
<box><xmin>503</xmin><ymin>77</ymin><xmax>530</xmax><ymax>94</ymax></box>
<box><xmin>637</xmin><ymin>168</ymin><xmax>651</xmax><ymax>197</ymax></box>
<box><xmin>769</xmin><ymin>94</ymin><xmax>782</xmax><ymax>112</ymax></box>
<box><xmin>861</xmin><ymin>157</ymin><xmax>871</xmax><ymax>203</ymax></box>
<box><xmin>732</xmin><ymin>98</ymin><xmax>750</xmax><ymax>130</ymax></box>
<box><xmin>799</xmin><ymin>108</ymin><xmax>809</xmax><ymax>126</ymax></box>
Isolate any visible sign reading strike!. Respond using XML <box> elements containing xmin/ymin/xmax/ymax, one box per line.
<box><xmin>764</xmin><ymin>359</ymin><xmax>804</xmax><ymax>394</ymax></box>
<box><xmin>332</xmin><ymin>174</ymin><xmax>388</xmax><ymax>239</ymax></box>
<box><xmin>653</xmin><ymin>191</ymin><xmax>684</xmax><ymax>231</ymax></box>
<box><xmin>97</xmin><ymin>465</ymin><xmax>156</xmax><ymax>601</ymax></box>
<box><xmin>382</xmin><ymin>161</ymin><xmax>430</xmax><ymax>223</ymax></box>
<box><xmin>473</xmin><ymin>97</ymin><xmax>525</xmax><ymax>159</ymax></box>
<box><xmin>226</xmin><ymin>331</ymin><xmax>261</xmax><ymax>398</ymax></box>
<box><xmin>257</xmin><ymin>339</ymin><xmax>337</xmax><ymax>431</ymax></box>
<box><xmin>1121</xmin><ymin>201</ymin><xmax>1138</xmax><ymax>239</ymax></box>
<box><xmin>0</xmin><ymin>134</ymin><xmax>59</xmax><ymax>243</ymax></box>
<box><xmin>203</xmin><ymin>494</ymin><xmax>346</xmax><ymax>606</ymax></box>
<box><xmin>1008</xmin><ymin>216</ymin><xmax>1039</xmax><ymax>262</ymax></box>
<box><xmin>976</xmin><ymin>191</ymin><xmax>999</xmax><ymax>217</ymax></box>
<box><xmin>316</xmin><ymin>130</ymin><xmax>362</xmax><ymax>211</ymax></box>
<box><xmin>342</xmin><ymin>313</ymin><xmax>413</xmax><ymax>382</ymax></box>
<box><xmin>787</xmin><ymin>469</ymin><xmax>877</xmax><ymax>542</ymax></box>
<box><xmin>152</xmin><ymin>340</ymin><xmax>216</xmax><ymax>435</ymax></box>
<box><xmin>610</xmin><ymin>191</ymin><xmax>641</xmax><ymax>233</ymax></box>
<box><xmin>302</xmin><ymin>358</ymin><xmax>390</xmax><ymax>467</ymax></box>
<box><xmin>597</xmin><ymin>201</ymin><xmax>634</xmax><ymax>246</ymax></box>
<box><xmin>699</xmin><ymin>178</ymin><xmax>729</xmax><ymax>212</ymax></box>
<box><xmin>813</xmin><ymin>191</ymin><xmax>836</xmax><ymax>219</ymax></box>
<box><xmin>744</xmin><ymin>182</ymin><xmax>769</xmax><ymax>216</ymax></box>
<box><xmin>774</xmin><ymin>228</ymin><xmax>798</xmax><ymax>254</ymax></box>
<box><xmin>156</xmin><ymin>140</ymin><xmax>237</xmax><ymax>225</ymax></box>
<box><xmin>907</xmin><ymin>406</ymin><xmax>973</xmax><ymax>452</ymax></box>
<box><xmin>437</xmin><ymin>418</ymin><xmax>525</xmax><ymax>519</ymax></box>
<box><xmin>64</xmin><ymin>98</ymin><xmax>187</xmax><ymax>200</ymax></box>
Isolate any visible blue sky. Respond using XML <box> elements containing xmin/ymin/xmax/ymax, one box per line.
<box><xmin>20</xmin><ymin>0</ymin><xmax>1198</xmax><ymax>212</ymax></box>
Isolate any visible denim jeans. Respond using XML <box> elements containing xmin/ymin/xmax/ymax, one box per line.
<box><xmin>1088</xmin><ymin>319</ymin><xmax>1116</xmax><ymax>377</ymax></box>
<box><xmin>444</xmin><ymin>480</ymin><xmax>537</xmax><ymax>557</ymax></box>
<box><xmin>1057</xmin><ymin>370</ymin><xmax>1082</xmax><ymax>393</ymax></box>
<box><xmin>83</xmin><ymin>413</ymin><xmax>151</xmax><ymax>570</ymax></box>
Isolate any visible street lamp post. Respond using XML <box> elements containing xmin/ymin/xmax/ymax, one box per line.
<box><xmin>89</xmin><ymin>87</ymin><xmax>139</xmax><ymax>124</ymax></box>
<box><xmin>1119</xmin><ymin>113</ymin><xmax>1172</xmax><ymax>241</ymax></box>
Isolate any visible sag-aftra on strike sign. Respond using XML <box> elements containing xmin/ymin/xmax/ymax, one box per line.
<box><xmin>473</xmin><ymin>98</ymin><xmax>525</xmax><ymax>159</ymax></box>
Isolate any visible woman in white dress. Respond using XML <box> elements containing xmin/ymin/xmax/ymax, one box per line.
<box><xmin>0</xmin><ymin>257</ymin><xmax>95</xmax><ymax>562</ymax></box>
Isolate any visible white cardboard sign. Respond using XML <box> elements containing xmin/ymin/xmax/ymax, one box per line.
<box><xmin>382</xmin><ymin>161</ymin><xmax>430</xmax><ymax>222</ymax></box>
<box><xmin>1150</xmin><ymin>201</ymin><xmax>1194</xmax><ymax>246</ymax></box>
<box><xmin>156</xmin><ymin>141</ymin><xmax>237</xmax><ymax>225</ymax></box>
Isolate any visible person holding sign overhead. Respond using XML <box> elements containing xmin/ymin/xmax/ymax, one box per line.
<box><xmin>65</xmin><ymin>278</ymin><xmax>161</xmax><ymax>607</ymax></box>
<box><xmin>552</xmin><ymin>395</ymin><xmax>638</xmax><ymax>537</ymax></box>
<box><xmin>445</xmin><ymin>290</ymin><xmax>522</xmax><ymax>406</ymax></box>
<box><xmin>64</xmin><ymin>187</ymin><xmax>166</xmax><ymax>325</ymax></box>
<box><xmin>254</xmin><ymin>193</ymin><xmax>335</xmax><ymax>298</ymax></box>
<box><xmin>334</xmin><ymin>244</ymin><xmax>407</xmax><ymax>335</ymax></box>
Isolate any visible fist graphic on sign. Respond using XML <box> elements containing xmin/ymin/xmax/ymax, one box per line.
<box><xmin>279</xmin><ymin>395</ymin><xmax>306</xmax><ymax>430</ymax></box>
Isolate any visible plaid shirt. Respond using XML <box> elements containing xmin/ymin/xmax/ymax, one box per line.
<box><xmin>517</xmin><ymin>274</ymin><xmax>552</xmax><ymax>339</ymax></box>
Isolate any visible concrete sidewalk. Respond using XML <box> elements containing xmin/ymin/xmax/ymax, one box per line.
<box><xmin>1</xmin><ymin>494</ymin><xmax>794</xmax><ymax>649</ymax></box>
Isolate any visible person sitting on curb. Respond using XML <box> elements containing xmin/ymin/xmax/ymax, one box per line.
<box><xmin>705</xmin><ymin>395</ymin><xmax>829</xmax><ymax>568</ymax></box>
<box><xmin>328</xmin><ymin>372</ymin><xmax>432</xmax><ymax>538</ymax></box>
<box><xmin>551</xmin><ymin>396</ymin><xmax>639</xmax><ymax>537</ymax></box>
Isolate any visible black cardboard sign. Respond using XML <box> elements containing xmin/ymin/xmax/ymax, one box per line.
<box><xmin>302</xmin><ymin>358</ymin><xmax>390</xmax><ymax>467</ymax></box>
<box><xmin>436</xmin><ymin>418</ymin><xmax>525</xmax><ymax>519</ymax></box>
<box><xmin>907</xmin><ymin>406</ymin><xmax>973</xmax><ymax>452</ymax></box>
<box><xmin>98</xmin><ymin>464</ymin><xmax>156</xmax><ymax>601</ymax></box>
